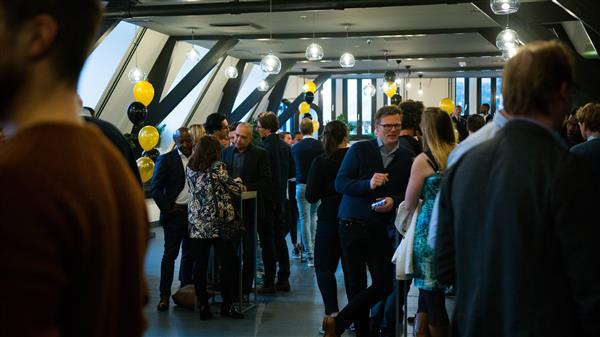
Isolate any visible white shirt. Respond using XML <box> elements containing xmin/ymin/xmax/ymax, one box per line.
<box><xmin>175</xmin><ymin>149</ymin><xmax>189</xmax><ymax>205</ymax></box>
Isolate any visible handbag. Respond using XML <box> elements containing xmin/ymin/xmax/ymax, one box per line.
<box><xmin>391</xmin><ymin>199</ymin><xmax>421</xmax><ymax>280</ymax></box>
<box><xmin>210</xmin><ymin>173</ymin><xmax>245</xmax><ymax>241</ymax></box>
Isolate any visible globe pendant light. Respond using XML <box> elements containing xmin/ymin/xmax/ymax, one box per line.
<box><xmin>260</xmin><ymin>53</ymin><xmax>282</xmax><ymax>74</ymax></box>
<box><xmin>363</xmin><ymin>82</ymin><xmax>376</xmax><ymax>97</ymax></box>
<box><xmin>496</xmin><ymin>27</ymin><xmax>519</xmax><ymax>50</ymax></box>
<box><xmin>128</xmin><ymin>66</ymin><xmax>146</xmax><ymax>84</ymax></box>
<box><xmin>394</xmin><ymin>60</ymin><xmax>402</xmax><ymax>85</ymax></box>
<box><xmin>491</xmin><ymin>0</ymin><xmax>520</xmax><ymax>15</ymax></box>
<box><xmin>186</xmin><ymin>28</ymin><xmax>201</xmax><ymax>62</ymax></box>
<box><xmin>224</xmin><ymin>65</ymin><xmax>238</xmax><ymax>79</ymax></box>
<box><xmin>417</xmin><ymin>74</ymin><xmax>424</xmax><ymax>96</ymax></box>
<box><xmin>257</xmin><ymin>79</ymin><xmax>270</xmax><ymax>92</ymax></box>
<box><xmin>339</xmin><ymin>25</ymin><xmax>355</xmax><ymax>68</ymax></box>
<box><xmin>502</xmin><ymin>46</ymin><xmax>518</xmax><ymax>60</ymax></box>
<box><xmin>306</xmin><ymin>43</ymin><xmax>324</xmax><ymax>61</ymax></box>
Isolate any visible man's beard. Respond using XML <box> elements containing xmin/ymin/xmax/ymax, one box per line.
<box><xmin>0</xmin><ymin>63</ymin><xmax>26</xmax><ymax>123</ymax></box>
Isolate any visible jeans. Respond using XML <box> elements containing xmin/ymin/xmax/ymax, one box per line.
<box><xmin>314</xmin><ymin>219</ymin><xmax>350</xmax><ymax>315</ymax></box>
<box><xmin>296</xmin><ymin>183</ymin><xmax>319</xmax><ymax>258</ymax></box>
<box><xmin>159</xmin><ymin>209</ymin><xmax>194</xmax><ymax>296</ymax></box>
<box><xmin>335</xmin><ymin>220</ymin><xmax>394</xmax><ymax>337</ymax></box>
<box><xmin>191</xmin><ymin>238</ymin><xmax>238</xmax><ymax>307</ymax></box>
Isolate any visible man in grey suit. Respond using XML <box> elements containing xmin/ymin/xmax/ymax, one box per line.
<box><xmin>435</xmin><ymin>41</ymin><xmax>600</xmax><ymax>337</ymax></box>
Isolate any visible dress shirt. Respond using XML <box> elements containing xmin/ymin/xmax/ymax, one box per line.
<box><xmin>174</xmin><ymin>149</ymin><xmax>189</xmax><ymax>205</ymax></box>
<box><xmin>377</xmin><ymin>137</ymin><xmax>400</xmax><ymax>168</ymax></box>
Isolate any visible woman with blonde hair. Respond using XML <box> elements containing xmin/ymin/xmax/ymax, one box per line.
<box><xmin>188</xmin><ymin>124</ymin><xmax>206</xmax><ymax>144</ymax></box>
<box><xmin>403</xmin><ymin>107</ymin><xmax>456</xmax><ymax>337</ymax></box>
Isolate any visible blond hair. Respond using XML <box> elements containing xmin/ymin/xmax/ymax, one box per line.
<box><xmin>299</xmin><ymin>118</ymin><xmax>314</xmax><ymax>135</ymax></box>
<box><xmin>420</xmin><ymin>107</ymin><xmax>456</xmax><ymax>171</ymax></box>
<box><xmin>188</xmin><ymin>124</ymin><xmax>206</xmax><ymax>144</ymax></box>
<box><xmin>576</xmin><ymin>103</ymin><xmax>600</xmax><ymax>132</ymax></box>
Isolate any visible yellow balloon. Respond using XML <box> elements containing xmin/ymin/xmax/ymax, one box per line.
<box><xmin>440</xmin><ymin>97</ymin><xmax>455</xmax><ymax>115</ymax></box>
<box><xmin>133</xmin><ymin>80</ymin><xmax>155</xmax><ymax>106</ymax></box>
<box><xmin>138</xmin><ymin>125</ymin><xmax>159</xmax><ymax>151</ymax></box>
<box><xmin>312</xmin><ymin>120</ymin><xmax>320</xmax><ymax>132</ymax></box>
<box><xmin>298</xmin><ymin>101</ymin><xmax>311</xmax><ymax>114</ymax></box>
<box><xmin>137</xmin><ymin>157</ymin><xmax>155</xmax><ymax>183</ymax></box>
<box><xmin>303</xmin><ymin>81</ymin><xmax>316</xmax><ymax>93</ymax></box>
<box><xmin>384</xmin><ymin>81</ymin><xmax>397</xmax><ymax>98</ymax></box>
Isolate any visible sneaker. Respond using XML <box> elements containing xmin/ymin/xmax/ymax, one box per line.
<box><xmin>307</xmin><ymin>257</ymin><xmax>314</xmax><ymax>268</ymax></box>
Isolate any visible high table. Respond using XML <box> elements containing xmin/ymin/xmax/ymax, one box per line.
<box><xmin>238</xmin><ymin>191</ymin><xmax>258</xmax><ymax>313</ymax></box>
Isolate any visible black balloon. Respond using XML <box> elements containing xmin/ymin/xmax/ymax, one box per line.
<box><xmin>142</xmin><ymin>148</ymin><xmax>160</xmax><ymax>162</ymax></box>
<box><xmin>127</xmin><ymin>101</ymin><xmax>148</xmax><ymax>125</ymax></box>
<box><xmin>384</xmin><ymin>70</ymin><xmax>396</xmax><ymax>82</ymax></box>
<box><xmin>391</xmin><ymin>93</ymin><xmax>402</xmax><ymax>106</ymax></box>
<box><xmin>304</xmin><ymin>91</ymin><xmax>315</xmax><ymax>104</ymax></box>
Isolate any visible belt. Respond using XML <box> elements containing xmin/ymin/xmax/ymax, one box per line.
<box><xmin>340</xmin><ymin>218</ymin><xmax>368</xmax><ymax>226</ymax></box>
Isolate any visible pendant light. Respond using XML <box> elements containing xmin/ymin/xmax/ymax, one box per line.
<box><xmin>257</xmin><ymin>79</ymin><xmax>270</xmax><ymax>92</ymax></box>
<box><xmin>496</xmin><ymin>27</ymin><xmax>519</xmax><ymax>51</ymax></box>
<box><xmin>224</xmin><ymin>62</ymin><xmax>239</xmax><ymax>79</ymax></box>
<box><xmin>186</xmin><ymin>28</ymin><xmax>201</xmax><ymax>62</ymax></box>
<box><xmin>405</xmin><ymin>65</ymin><xmax>412</xmax><ymax>89</ymax></box>
<box><xmin>394</xmin><ymin>60</ymin><xmax>403</xmax><ymax>86</ymax></box>
<box><xmin>128</xmin><ymin>27</ymin><xmax>146</xmax><ymax>83</ymax></box>
<box><xmin>362</xmin><ymin>39</ymin><xmax>376</xmax><ymax>97</ymax></box>
<box><xmin>260</xmin><ymin>0</ymin><xmax>282</xmax><ymax>74</ymax></box>
<box><xmin>490</xmin><ymin>0</ymin><xmax>520</xmax><ymax>15</ymax></box>
<box><xmin>417</xmin><ymin>74</ymin><xmax>423</xmax><ymax>96</ymax></box>
<box><xmin>305</xmin><ymin>13</ymin><xmax>324</xmax><ymax>61</ymax></box>
<box><xmin>340</xmin><ymin>25</ymin><xmax>355</xmax><ymax>68</ymax></box>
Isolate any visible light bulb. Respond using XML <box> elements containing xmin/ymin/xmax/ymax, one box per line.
<box><xmin>186</xmin><ymin>47</ymin><xmax>201</xmax><ymax>62</ymax></box>
<box><xmin>496</xmin><ymin>28</ymin><xmax>519</xmax><ymax>50</ymax></box>
<box><xmin>418</xmin><ymin>88</ymin><xmax>423</xmax><ymax>96</ymax></box>
<box><xmin>257</xmin><ymin>80</ymin><xmax>270</xmax><ymax>92</ymax></box>
<box><xmin>305</xmin><ymin>43</ymin><xmax>324</xmax><ymax>61</ymax></box>
<box><xmin>502</xmin><ymin>46</ymin><xmax>519</xmax><ymax>60</ymax></box>
<box><xmin>406</xmin><ymin>82</ymin><xmax>412</xmax><ymax>89</ymax></box>
<box><xmin>363</xmin><ymin>83</ymin><xmax>376</xmax><ymax>97</ymax></box>
<box><xmin>260</xmin><ymin>53</ymin><xmax>282</xmax><ymax>74</ymax></box>
<box><xmin>224</xmin><ymin>66</ymin><xmax>238</xmax><ymax>79</ymax></box>
<box><xmin>394</xmin><ymin>77</ymin><xmax>402</xmax><ymax>85</ymax></box>
<box><xmin>339</xmin><ymin>52</ymin><xmax>355</xmax><ymax>68</ymax></box>
<box><xmin>128</xmin><ymin>66</ymin><xmax>146</xmax><ymax>84</ymax></box>
<box><xmin>491</xmin><ymin>0</ymin><xmax>520</xmax><ymax>15</ymax></box>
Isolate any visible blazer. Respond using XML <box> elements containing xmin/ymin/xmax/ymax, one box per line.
<box><xmin>291</xmin><ymin>137</ymin><xmax>324</xmax><ymax>184</ymax></box>
<box><xmin>436</xmin><ymin>120</ymin><xmax>600</xmax><ymax>337</ymax></box>
<box><xmin>151</xmin><ymin>149</ymin><xmax>186</xmax><ymax>211</ymax></box>
<box><xmin>222</xmin><ymin>144</ymin><xmax>271</xmax><ymax>219</ymax></box>
<box><xmin>261</xmin><ymin>134</ymin><xmax>294</xmax><ymax>203</ymax></box>
<box><xmin>570</xmin><ymin>137</ymin><xmax>600</xmax><ymax>179</ymax></box>
<box><xmin>305</xmin><ymin>148</ymin><xmax>349</xmax><ymax>223</ymax></box>
<box><xmin>335</xmin><ymin>139</ymin><xmax>414</xmax><ymax>226</ymax></box>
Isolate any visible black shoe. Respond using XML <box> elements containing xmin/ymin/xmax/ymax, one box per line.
<box><xmin>157</xmin><ymin>294</ymin><xmax>170</xmax><ymax>311</ymax></box>
<box><xmin>198</xmin><ymin>304</ymin><xmax>213</xmax><ymax>320</ymax></box>
<box><xmin>256</xmin><ymin>284</ymin><xmax>276</xmax><ymax>294</ymax></box>
<box><xmin>221</xmin><ymin>304</ymin><xmax>244</xmax><ymax>319</ymax></box>
<box><xmin>276</xmin><ymin>279</ymin><xmax>291</xmax><ymax>292</ymax></box>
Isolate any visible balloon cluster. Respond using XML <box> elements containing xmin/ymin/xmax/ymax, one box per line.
<box><xmin>299</xmin><ymin>81</ymin><xmax>320</xmax><ymax>132</ymax></box>
<box><xmin>127</xmin><ymin>80</ymin><xmax>158</xmax><ymax>183</ymax></box>
<box><xmin>439</xmin><ymin>97</ymin><xmax>455</xmax><ymax>115</ymax></box>
<box><xmin>383</xmin><ymin>71</ymin><xmax>398</xmax><ymax>99</ymax></box>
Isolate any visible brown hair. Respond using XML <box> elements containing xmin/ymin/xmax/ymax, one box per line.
<box><xmin>299</xmin><ymin>118</ymin><xmax>314</xmax><ymax>135</ymax></box>
<box><xmin>502</xmin><ymin>40</ymin><xmax>575</xmax><ymax>117</ymax></box>
<box><xmin>466</xmin><ymin>114</ymin><xmax>485</xmax><ymax>133</ymax></box>
<box><xmin>420</xmin><ymin>107</ymin><xmax>456</xmax><ymax>170</ymax></box>
<box><xmin>323</xmin><ymin>121</ymin><xmax>348</xmax><ymax>157</ymax></box>
<box><xmin>576</xmin><ymin>103</ymin><xmax>600</xmax><ymax>132</ymax></box>
<box><xmin>258</xmin><ymin>111</ymin><xmax>279</xmax><ymax>133</ymax></box>
<box><xmin>375</xmin><ymin>105</ymin><xmax>402</xmax><ymax>124</ymax></box>
<box><xmin>188</xmin><ymin>136</ymin><xmax>222</xmax><ymax>172</ymax></box>
<box><xmin>188</xmin><ymin>124</ymin><xmax>206</xmax><ymax>144</ymax></box>
<box><xmin>2</xmin><ymin>0</ymin><xmax>102</xmax><ymax>87</ymax></box>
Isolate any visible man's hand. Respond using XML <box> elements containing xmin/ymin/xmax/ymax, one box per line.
<box><xmin>373</xmin><ymin>197</ymin><xmax>394</xmax><ymax>213</ymax></box>
<box><xmin>370</xmin><ymin>173</ymin><xmax>389</xmax><ymax>190</ymax></box>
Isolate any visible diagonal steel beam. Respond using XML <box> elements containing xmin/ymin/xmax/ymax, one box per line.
<box><xmin>278</xmin><ymin>73</ymin><xmax>331</xmax><ymax>127</ymax></box>
<box><xmin>146</xmin><ymin>37</ymin><xmax>177</xmax><ymax>107</ymax></box>
<box><xmin>146</xmin><ymin>38</ymin><xmax>238</xmax><ymax>126</ymax></box>
<box><xmin>553</xmin><ymin>0</ymin><xmax>600</xmax><ymax>36</ymax></box>
<box><xmin>266</xmin><ymin>74</ymin><xmax>290</xmax><ymax>113</ymax></box>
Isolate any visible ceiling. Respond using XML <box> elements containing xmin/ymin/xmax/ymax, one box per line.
<box><xmin>114</xmin><ymin>0</ymin><xmax>592</xmax><ymax>77</ymax></box>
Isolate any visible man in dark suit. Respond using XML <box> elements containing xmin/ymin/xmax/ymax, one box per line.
<box><xmin>480</xmin><ymin>103</ymin><xmax>493</xmax><ymax>124</ymax></box>
<box><xmin>222</xmin><ymin>123</ymin><xmax>274</xmax><ymax>294</ymax></box>
<box><xmin>571</xmin><ymin>102</ymin><xmax>600</xmax><ymax>178</ymax></box>
<box><xmin>323</xmin><ymin>106</ymin><xmax>414</xmax><ymax>337</ymax></box>
<box><xmin>151</xmin><ymin>127</ymin><xmax>195</xmax><ymax>311</ymax></box>
<box><xmin>435</xmin><ymin>41</ymin><xmax>600</xmax><ymax>337</ymax></box>
<box><xmin>452</xmin><ymin>105</ymin><xmax>468</xmax><ymax>142</ymax></box>
<box><xmin>257</xmin><ymin>112</ymin><xmax>295</xmax><ymax>291</ymax></box>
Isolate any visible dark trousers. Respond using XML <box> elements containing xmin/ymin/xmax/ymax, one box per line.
<box><xmin>335</xmin><ymin>220</ymin><xmax>394</xmax><ymax>337</ymax></box>
<box><xmin>271</xmin><ymin>201</ymin><xmax>290</xmax><ymax>282</ymax></box>
<box><xmin>191</xmin><ymin>238</ymin><xmax>237</xmax><ymax>307</ymax></box>
<box><xmin>159</xmin><ymin>209</ymin><xmax>194</xmax><ymax>296</ymax></box>
<box><xmin>315</xmin><ymin>219</ymin><xmax>350</xmax><ymax>315</ymax></box>
<box><xmin>286</xmin><ymin>199</ymin><xmax>299</xmax><ymax>245</ymax></box>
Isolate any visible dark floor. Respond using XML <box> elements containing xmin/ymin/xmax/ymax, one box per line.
<box><xmin>143</xmin><ymin>229</ymin><xmax>448</xmax><ymax>337</ymax></box>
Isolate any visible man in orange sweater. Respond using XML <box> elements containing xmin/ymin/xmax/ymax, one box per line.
<box><xmin>0</xmin><ymin>1</ymin><xmax>149</xmax><ymax>337</ymax></box>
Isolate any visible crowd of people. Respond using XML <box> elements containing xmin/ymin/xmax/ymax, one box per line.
<box><xmin>1</xmin><ymin>1</ymin><xmax>600</xmax><ymax>337</ymax></box>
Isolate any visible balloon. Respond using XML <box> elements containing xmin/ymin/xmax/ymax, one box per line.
<box><xmin>127</xmin><ymin>101</ymin><xmax>148</xmax><ymax>125</ymax></box>
<box><xmin>298</xmin><ymin>101</ymin><xmax>311</xmax><ymax>114</ymax></box>
<box><xmin>391</xmin><ymin>94</ymin><xmax>402</xmax><ymax>106</ymax></box>
<box><xmin>384</xmin><ymin>70</ymin><xmax>396</xmax><ymax>83</ymax></box>
<box><xmin>137</xmin><ymin>157</ymin><xmax>155</xmax><ymax>183</ymax></box>
<box><xmin>133</xmin><ymin>80</ymin><xmax>155</xmax><ymax>106</ymax></box>
<box><xmin>384</xmin><ymin>81</ymin><xmax>397</xmax><ymax>98</ymax></box>
<box><xmin>138</xmin><ymin>125</ymin><xmax>159</xmax><ymax>151</ymax></box>
<box><xmin>312</xmin><ymin>120</ymin><xmax>320</xmax><ymax>133</ymax></box>
<box><xmin>304</xmin><ymin>92</ymin><xmax>315</xmax><ymax>104</ymax></box>
<box><xmin>440</xmin><ymin>97</ymin><xmax>455</xmax><ymax>115</ymax></box>
<box><xmin>302</xmin><ymin>81</ymin><xmax>316</xmax><ymax>93</ymax></box>
<box><xmin>142</xmin><ymin>148</ymin><xmax>160</xmax><ymax>162</ymax></box>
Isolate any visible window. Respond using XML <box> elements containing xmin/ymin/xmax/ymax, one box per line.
<box><xmin>496</xmin><ymin>78</ymin><xmax>503</xmax><ymax>112</ymax></box>
<box><xmin>361</xmin><ymin>79</ymin><xmax>373</xmax><ymax>135</ymax></box>
<box><xmin>480</xmin><ymin>78</ymin><xmax>492</xmax><ymax>108</ymax></box>
<box><xmin>347</xmin><ymin>79</ymin><xmax>358</xmax><ymax>135</ymax></box>
<box><xmin>455</xmin><ymin>78</ymin><xmax>466</xmax><ymax>115</ymax></box>
<box><xmin>321</xmin><ymin>79</ymin><xmax>332</xmax><ymax>123</ymax></box>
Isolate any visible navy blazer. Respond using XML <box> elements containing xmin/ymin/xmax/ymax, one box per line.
<box><xmin>335</xmin><ymin>139</ymin><xmax>414</xmax><ymax>226</ymax></box>
<box><xmin>291</xmin><ymin>137</ymin><xmax>324</xmax><ymax>184</ymax></box>
<box><xmin>151</xmin><ymin>149</ymin><xmax>186</xmax><ymax>211</ymax></box>
<box><xmin>261</xmin><ymin>134</ymin><xmax>294</xmax><ymax>203</ymax></box>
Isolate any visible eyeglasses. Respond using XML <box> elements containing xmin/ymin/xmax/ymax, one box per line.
<box><xmin>378</xmin><ymin>123</ymin><xmax>402</xmax><ymax>131</ymax></box>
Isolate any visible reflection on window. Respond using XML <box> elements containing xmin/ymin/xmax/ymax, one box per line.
<box><xmin>481</xmin><ymin>78</ymin><xmax>492</xmax><ymax>108</ymax></box>
<box><xmin>277</xmin><ymin>102</ymin><xmax>291</xmax><ymax>132</ymax></box>
<box><xmin>78</xmin><ymin>22</ymin><xmax>137</xmax><ymax>108</ymax></box>
<box><xmin>496</xmin><ymin>78</ymin><xmax>503</xmax><ymax>112</ymax></box>
<box><xmin>347</xmin><ymin>79</ymin><xmax>358</xmax><ymax>135</ymax></box>
<box><xmin>455</xmin><ymin>78</ymin><xmax>465</xmax><ymax>115</ymax></box>
<box><xmin>322</xmin><ymin>79</ymin><xmax>332</xmax><ymax>123</ymax></box>
<box><xmin>362</xmin><ymin>79</ymin><xmax>373</xmax><ymax>135</ymax></box>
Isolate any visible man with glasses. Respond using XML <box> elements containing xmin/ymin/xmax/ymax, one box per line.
<box><xmin>323</xmin><ymin>106</ymin><xmax>414</xmax><ymax>337</ymax></box>
<box><xmin>204</xmin><ymin>112</ymin><xmax>229</xmax><ymax>147</ymax></box>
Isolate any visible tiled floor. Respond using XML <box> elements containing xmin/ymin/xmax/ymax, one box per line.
<box><xmin>144</xmin><ymin>229</ymin><xmax>452</xmax><ymax>337</ymax></box>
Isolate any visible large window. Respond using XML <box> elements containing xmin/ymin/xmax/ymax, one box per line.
<box><xmin>361</xmin><ymin>79</ymin><xmax>373</xmax><ymax>135</ymax></box>
<box><xmin>321</xmin><ymin>79</ymin><xmax>332</xmax><ymax>123</ymax></box>
<box><xmin>496</xmin><ymin>78</ymin><xmax>503</xmax><ymax>112</ymax></box>
<box><xmin>480</xmin><ymin>78</ymin><xmax>492</xmax><ymax>108</ymax></box>
<box><xmin>347</xmin><ymin>79</ymin><xmax>358</xmax><ymax>135</ymax></box>
<box><xmin>455</xmin><ymin>78</ymin><xmax>466</xmax><ymax>115</ymax></box>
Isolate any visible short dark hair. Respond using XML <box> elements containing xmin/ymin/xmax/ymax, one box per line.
<box><xmin>228</xmin><ymin>121</ymin><xmax>240</xmax><ymax>132</ymax></box>
<box><xmin>482</xmin><ymin>103</ymin><xmax>490</xmax><ymax>109</ymax></box>
<box><xmin>204</xmin><ymin>113</ymin><xmax>227</xmax><ymax>135</ymax></box>
<box><xmin>399</xmin><ymin>101</ymin><xmax>420</xmax><ymax>130</ymax></box>
<box><xmin>299</xmin><ymin>118</ymin><xmax>314</xmax><ymax>135</ymax></box>
<box><xmin>2</xmin><ymin>0</ymin><xmax>102</xmax><ymax>87</ymax></box>
<box><xmin>258</xmin><ymin>111</ymin><xmax>279</xmax><ymax>133</ymax></box>
<box><xmin>278</xmin><ymin>132</ymin><xmax>291</xmax><ymax>140</ymax></box>
<box><xmin>375</xmin><ymin>105</ymin><xmax>402</xmax><ymax>124</ymax></box>
<box><xmin>188</xmin><ymin>136</ymin><xmax>221</xmax><ymax>172</ymax></box>
<box><xmin>467</xmin><ymin>115</ymin><xmax>485</xmax><ymax>133</ymax></box>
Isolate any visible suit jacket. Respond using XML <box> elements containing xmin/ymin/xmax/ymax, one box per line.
<box><xmin>261</xmin><ymin>134</ymin><xmax>294</xmax><ymax>203</ymax></box>
<box><xmin>335</xmin><ymin>139</ymin><xmax>414</xmax><ymax>226</ymax></box>
<box><xmin>291</xmin><ymin>137</ymin><xmax>323</xmax><ymax>184</ymax></box>
<box><xmin>452</xmin><ymin>115</ymin><xmax>468</xmax><ymax>142</ymax></box>
<box><xmin>570</xmin><ymin>137</ymin><xmax>600</xmax><ymax>179</ymax></box>
<box><xmin>151</xmin><ymin>149</ymin><xmax>186</xmax><ymax>211</ymax></box>
<box><xmin>435</xmin><ymin>120</ymin><xmax>600</xmax><ymax>337</ymax></box>
<box><xmin>222</xmin><ymin>144</ymin><xmax>271</xmax><ymax>219</ymax></box>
